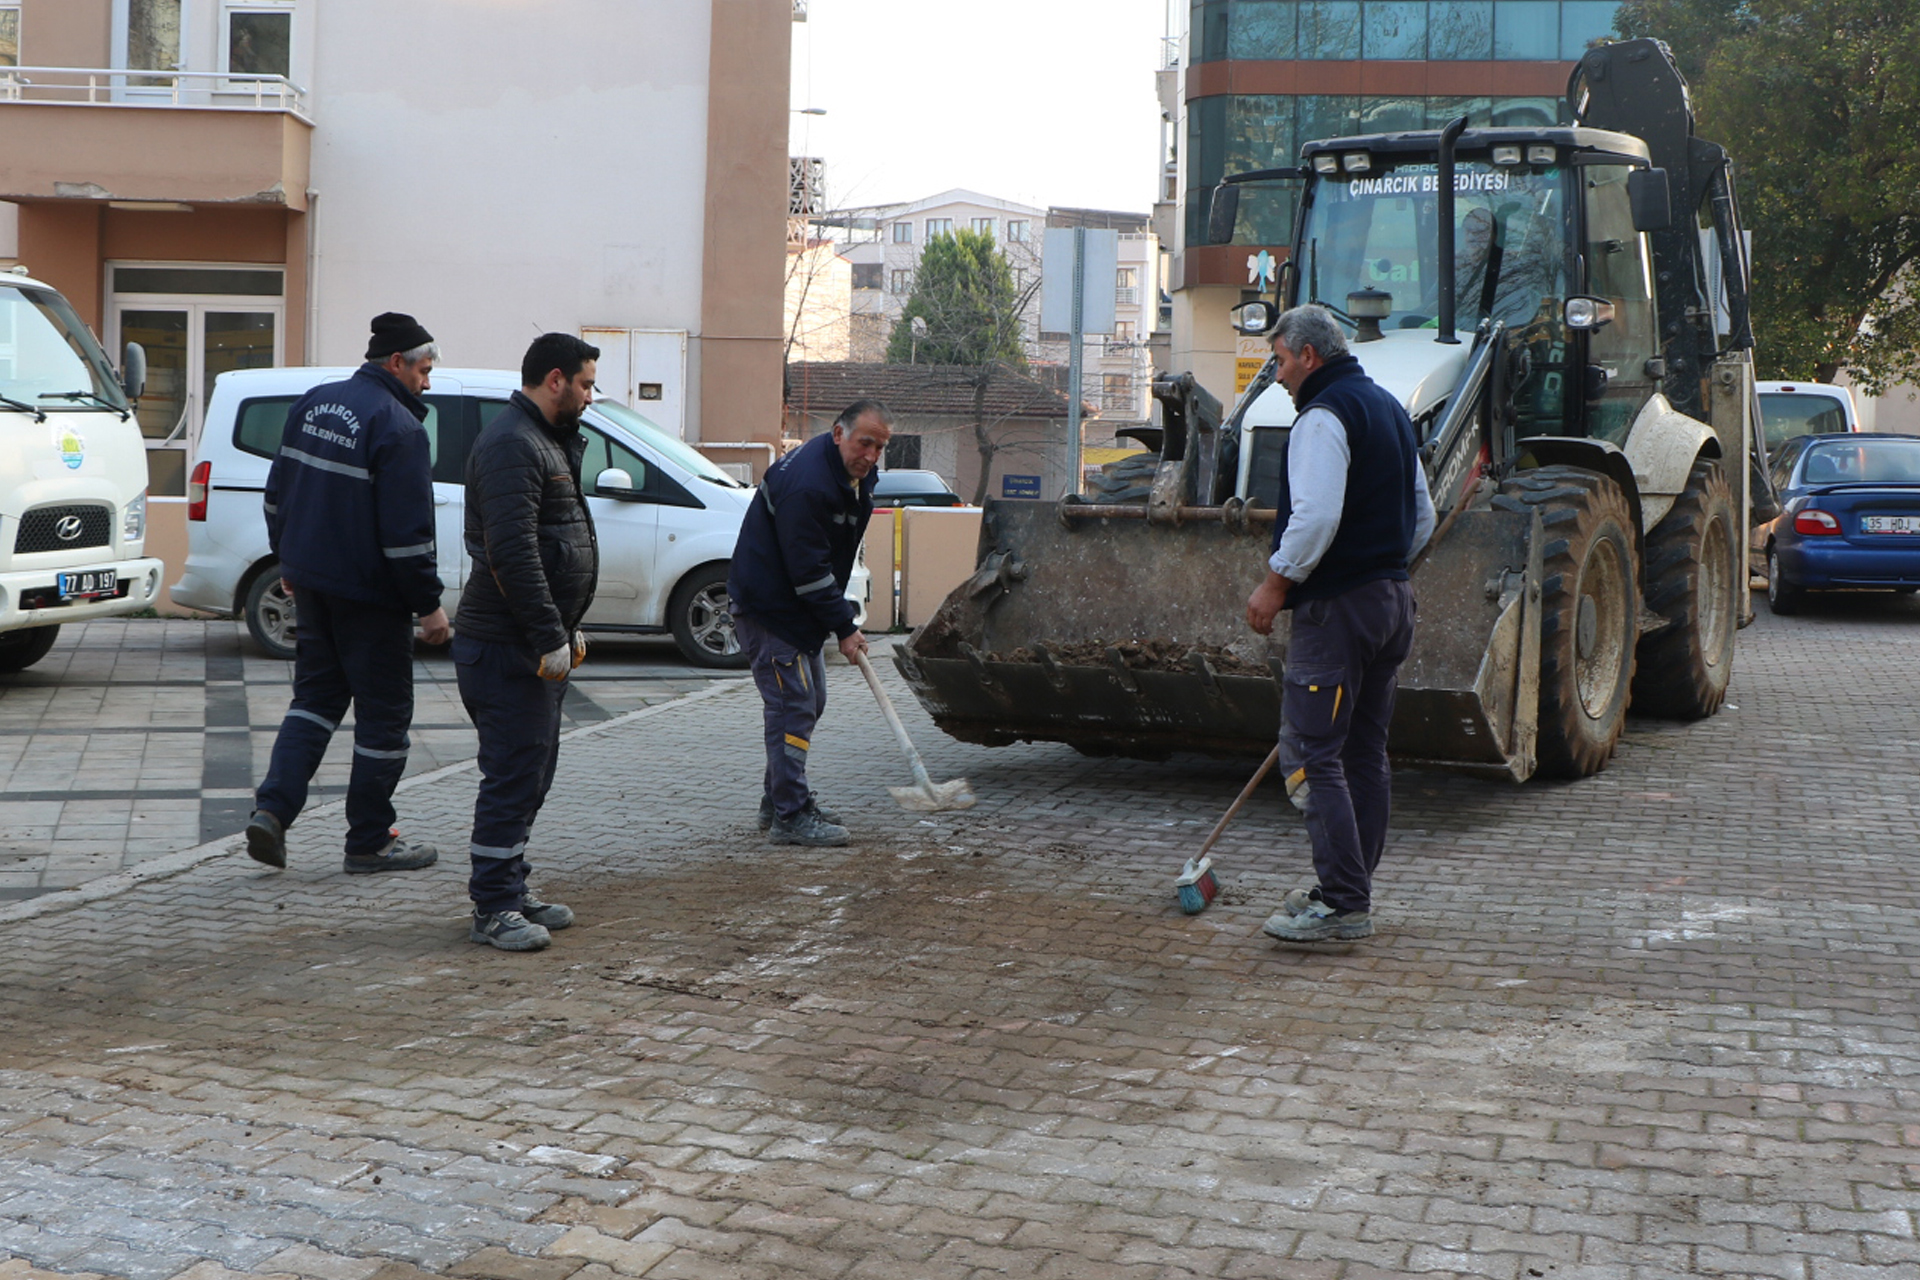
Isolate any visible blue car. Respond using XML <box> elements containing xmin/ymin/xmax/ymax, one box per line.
<box><xmin>1763</xmin><ymin>433</ymin><xmax>1920</xmax><ymax>614</ymax></box>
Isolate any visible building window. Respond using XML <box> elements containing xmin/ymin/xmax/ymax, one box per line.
<box><xmin>1007</xmin><ymin>219</ymin><xmax>1030</xmax><ymax>242</ymax></box>
<box><xmin>0</xmin><ymin>3</ymin><xmax>18</xmax><ymax>67</ymax></box>
<box><xmin>890</xmin><ymin>269</ymin><xmax>914</xmax><ymax>295</ymax></box>
<box><xmin>852</xmin><ymin>263</ymin><xmax>883</xmax><ymax>290</ymax></box>
<box><xmin>971</xmin><ymin>217</ymin><xmax>996</xmax><ymax>238</ymax></box>
<box><xmin>223</xmin><ymin>1</ymin><xmax>293</xmax><ymax>78</ymax></box>
<box><xmin>1013</xmin><ymin>266</ymin><xmax>1029</xmax><ymax>290</ymax></box>
<box><xmin>1114</xmin><ymin>320</ymin><xmax>1136</xmax><ymax>343</ymax></box>
<box><xmin>1103</xmin><ymin>374</ymin><xmax>1134</xmax><ymax>412</ymax></box>
<box><xmin>1492</xmin><ymin>1</ymin><xmax>1557</xmax><ymax>59</ymax></box>
<box><xmin>1190</xmin><ymin>0</ymin><xmax>1619</xmax><ymax>62</ymax></box>
<box><xmin>893</xmin><ymin>221</ymin><xmax>913</xmax><ymax>244</ymax></box>
<box><xmin>926</xmin><ymin>217</ymin><xmax>954</xmax><ymax>238</ymax></box>
<box><xmin>1115</xmin><ymin>268</ymin><xmax>1139</xmax><ymax>306</ymax></box>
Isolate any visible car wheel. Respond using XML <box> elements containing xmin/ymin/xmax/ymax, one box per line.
<box><xmin>1765</xmin><ymin>548</ymin><xmax>1804</xmax><ymax>616</ymax></box>
<box><xmin>0</xmin><ymin>625</ymin><xmax>60</xmax><ymax>673</ymax></box>
<box><xmin>669</xmin><ymin>564</ymin><xmax>747</xmax><ymax>669</ymax></box>
<box><xmin>245</xmin><ymin>568</ymin><xmax>298</xmax><ymax>659</ymax></box>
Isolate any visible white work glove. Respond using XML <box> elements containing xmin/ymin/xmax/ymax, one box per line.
<box><xmin>571</xmin><ymin>629</ymin><xmax>588</xmax><ymax>669</ymax></box>
<box><xmin>538</xmin><ymin>642</ymin><xmax>573</xmax><ymax>682</ymax></box>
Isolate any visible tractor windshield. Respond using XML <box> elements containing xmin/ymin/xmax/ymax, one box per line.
<box><xmin>1298</xmin><ymin>160</ymin><xmax>1569</xmax><ymax>337</ymax></box>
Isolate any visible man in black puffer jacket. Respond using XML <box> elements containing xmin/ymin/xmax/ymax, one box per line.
<box><xmin>453</xmin><ymin>333</ymin><xmax>600</xmax><ymax>953</ymax></box>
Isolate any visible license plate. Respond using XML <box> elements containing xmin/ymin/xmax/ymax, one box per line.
<box><xmin>57</xmin><ymin>570</ymin><xmax>118</xmax><ymax>599</ymax></box>
<box><xmin>1861</xmin><ymin>515</ymin><xmax>1920</xmax><ymax>534</ymax></box>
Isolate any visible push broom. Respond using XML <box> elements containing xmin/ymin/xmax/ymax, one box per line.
<box><xmin>853</xmin><ymin>651</ymin><xmax>977</xmax><ymax>813</ymax></box>
<box><xmin>1176</xmin><ymin>743</ymin><xmax>1280</xmax><ymax>913</ymax></box>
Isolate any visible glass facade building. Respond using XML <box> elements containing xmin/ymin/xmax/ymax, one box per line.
<box><xmin>1182</xmin><ymin>0</ymin><xmax>1627</xmax><ymax>253</ymax></box>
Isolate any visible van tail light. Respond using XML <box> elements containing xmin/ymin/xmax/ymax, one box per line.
<box><xmin>1793</xmin><ymin>508</ymin><xmax>1842</xmax><ymax>536</ymax></box>
<box><xmin>187</xmin><ymin>461</ymin><xmax>211</xmax><ymax>521</ymax></box>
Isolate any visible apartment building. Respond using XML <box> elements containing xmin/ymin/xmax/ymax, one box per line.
<box><xmin>0</xmin><ymin>0</ymin><xmax>796</xmax><ymax>495</ymax></box>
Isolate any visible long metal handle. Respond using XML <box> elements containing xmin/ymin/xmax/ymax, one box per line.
<box><xmin>855</xmin><ymin>650</ymin><xmax>936</xmax><ymax>791</ymax></box>
<box><xmin>1195</xmin><ymin>744</ymin><xmax>1281</xmax><ymax>862</ymax></box>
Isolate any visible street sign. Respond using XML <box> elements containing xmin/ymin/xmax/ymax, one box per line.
<box><xmin>1002</xmin><ymin>474</ymin><xmax>1043</xmax><ymax>499</ymax></box>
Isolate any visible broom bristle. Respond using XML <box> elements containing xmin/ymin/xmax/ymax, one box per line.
<box><xmin>888</xmin><ymin>778</ymin><xmax>977</xmax><ymax>813</ymax></box>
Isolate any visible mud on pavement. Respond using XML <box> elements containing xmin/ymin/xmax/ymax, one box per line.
<box><xmin>3</xmin><ymin>616</ymin><xmax>1920</xmax><ymax>1280</ymax></box>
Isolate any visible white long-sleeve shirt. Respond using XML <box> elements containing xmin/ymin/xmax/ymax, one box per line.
<box><xmin>1268</xmin><ymin>406</ymin><xmax>1437</xmax><ymax>585</ymax></box>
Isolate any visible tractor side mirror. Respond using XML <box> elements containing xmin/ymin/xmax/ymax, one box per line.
<box><xmin>1627</xmin><ymin>168</ymin><xmax>1671</xmax><ymax>231</ymax></box>
<box><xmin>1207</xmin><ymin>184</ymin><xmax>1241</xmax><ymax>246</ymax></box>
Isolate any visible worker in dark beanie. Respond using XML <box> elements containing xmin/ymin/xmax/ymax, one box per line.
<box><xmin>244</xmin><ymin>313</ymin><xmax>451</xmax><ymax>875</ymax></box>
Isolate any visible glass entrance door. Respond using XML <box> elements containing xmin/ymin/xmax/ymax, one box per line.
<box><xmin>109</xmin><ymin>293</ymin><xmax>280</xmax><ymax>495</ymax></box>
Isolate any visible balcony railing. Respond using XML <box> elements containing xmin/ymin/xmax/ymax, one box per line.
<box><xmin>0</xmin><ymin>67</ymin><xmax>309</xmax><ymax>117</ymax></box>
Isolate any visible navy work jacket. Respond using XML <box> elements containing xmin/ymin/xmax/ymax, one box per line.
<box><xmin>728</xmin><ymin>431</ymin><xmax>874</xmax><ymax>651</ymax></box>
<box><xmin>264</xmin><ymin>363</ymin><xmax>442</xmax><ymax>615</ymax></box>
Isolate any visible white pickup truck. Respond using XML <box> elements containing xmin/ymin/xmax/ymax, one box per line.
<box><xmin>0</xmin><ymin>268</ymin><xmax>165</xmax><ymax>671</ymax></box>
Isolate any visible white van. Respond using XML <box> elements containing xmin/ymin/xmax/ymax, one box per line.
<box><xmin>1756</xmin><ymin>381</ymin><xmax>1861</xmax><ymax>453</ymax></box>
<box><xmin>0</xmin><ymin>269</ymin><xmax>165</xmax><ymax>671</ymax></box>
<box><xmin>172</xmin><ymin>366</ymin><xmax>861</xmax><ymax>667</ymax></box>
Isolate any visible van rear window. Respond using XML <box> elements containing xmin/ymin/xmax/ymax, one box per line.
<box><xmin>234</xmin><ymin>396</ymin><xmax>299</xmax><ymax>459</ymax></box>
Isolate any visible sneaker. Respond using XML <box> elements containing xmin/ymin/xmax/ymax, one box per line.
<box><xmin>1263</xmin><ymin>897</ymin><xmax>1373</xmax><ymax>942</ymax></box>
<box><xmin>469</xmin><ymin>909</ymin><xmax>551</xmax><ymax>952</ymax></box>
<box><xmin>521</xmin><ymin>892</ymin><xmax>575</xmax><ymax>931</ymax></box>
<box><xmin>757</xmin><ymin>794</ymin><xmax>841</xmax><ymax>831</ymax></box>
<box><xmin>769</xmin><ymin>806</ymin><xmax>850</xmax><ymax>847</ymax></box>
<box><xmin>245</xmin><ymin>810</ymin><xmax>286</xmax><ymax>870</ymax></box>
<box><xmin>1279</xmin><ymin>884</ymin><xmax>1321</xmax><ymax>917</ymax></box>
<box><xmin>343</xmin><ymin>834</ymin><xmax>439</xmax><ymax>875</ymax></box>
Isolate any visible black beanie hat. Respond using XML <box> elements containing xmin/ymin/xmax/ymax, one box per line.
<box><xmin>366</xmin><ymin>312</ymin><xmax>435</xmax><ymax>360</ymax></box>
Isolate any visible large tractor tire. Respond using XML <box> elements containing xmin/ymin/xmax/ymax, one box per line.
<box><xmin>1497</xmin><ymin>466</ymin><xmax>1639</xmax><ymax>779</ymax></box>
<box><xmin>1084</xmin><ymin>451</ymin><xmax>1159</xmax><ymax>504</ymax></box>
<box><xmin>1633</xmin><ymin>457</ymin><xmax>1737</xmax><ymax>718</ymax></box>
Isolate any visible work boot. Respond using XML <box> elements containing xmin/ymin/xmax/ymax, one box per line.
<box><xmin>343</xmin><ymin>834</ymin><xmax>439</xmax><ymax>875</ymax></box>
<box><xmin>469</xmin><ymin>909</ymin><xmax>551</xmax><ymax>952</ymax></box>
<box><xmin>521</xmin><ymin>891</ymin><xmax>575</xmax><ymax>931</ymax></box>
<box><xmin>244</xmin><ymin>810</ymin><xmax>286</xmax><ymax>870</ymax></box>
<box><xmin>769</xmin><ymin>806</ymin><xmax>850</xmax><ymax>847</ymax></box>
<box><xmin>757</xmin><ymin>793</ymin><xmax>841</xmax><ymax>831</ymax></box>
<box><xmin>1262</xmin><ymin>896</ymin><xmax>1373</xmax><ymax>942</ymax></box>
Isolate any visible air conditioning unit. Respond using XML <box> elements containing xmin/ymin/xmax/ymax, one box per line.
<box><xmin>720</xmin><ymin>462</ymin><xmax>753</xmax><ymax>484</ymax></box>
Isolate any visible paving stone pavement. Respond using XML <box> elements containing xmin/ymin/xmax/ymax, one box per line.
<box><xmin>0</xmin><ymin>621</ymin><xmax>731</xmax><ymax>901</ymax></box>
<box><xmin>0</xmin><ymin>595</ymin><xmax>1918</xmax><ymax>1279</ymax></box>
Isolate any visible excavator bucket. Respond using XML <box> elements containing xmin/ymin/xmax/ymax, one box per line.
<box><xmin>895</xmin><ymin>498</ymin><xmax>1545</xmax><ymax>780</ymax></box>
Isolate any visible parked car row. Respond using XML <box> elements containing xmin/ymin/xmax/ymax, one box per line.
<box><xmin>172</xmin><ymin>367</ymin><xmax>868</xmax><ymax>667</ymax></box>
<box><xmin>1759</xmin><ymin>432</ymin><xmax>1920</xmax><ymax>615</ymax></box>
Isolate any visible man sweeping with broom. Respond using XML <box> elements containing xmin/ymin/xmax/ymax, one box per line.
<box><xmin>1246</xmin><ymin>305</ymin><xmax>1435</xmax><ymax>943</ymax></box>
<box><xmin>728</xmin><ymin>399</ymin><xmax>891</xmax><ymax>848</ymax></box>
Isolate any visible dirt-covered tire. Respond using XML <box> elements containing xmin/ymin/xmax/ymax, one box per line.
<box><xmin>1084</xmin><ymin>451</ymin><xmax>1159</xmax><ymax>504</ymax></box>
<box><xmin>0</xmin><ymin>625</ymin><xmax>60</xmax><ymax>673</ymax></box>
<box><xmin>1765</xmin><ymin>547</ymin><xmax>1804</xmax><ymax>616</ymax></box>
<box><xmin>669</xmin><ymin>563</ymin><xmax>747</xmax><ymax>669</ymax></box>
<box><xmin>244</xmin><ymin>567</ymin><xmax>297</xmax><ymax>660</ymax></box>
<box><xmin>1632</xmin><ymin>457</ymin><xmax>1737</xmax><ymax>719</ymax></box>
<box><xmin>1497</xmin><ymin>465</ymin><xmax>1639</xmax><ymax>779</ymax></box>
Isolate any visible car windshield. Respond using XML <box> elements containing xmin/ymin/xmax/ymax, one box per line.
<box><xmin>1298</xmin><ymin>159</ymin><xmax>1568</xmax><ymax>335</ymax></box>
<box><xmin>1800</xmin><ymin>438</ymin><xmax>1920</xmax><ymax>486</ymax></box>
<box><xmin>590</xmin><ymin>397</ymin><xmax>743</xmax><ymax>487</ymax></box>
<box><xmin>0</xmin><ymin>283</ymin><xmax>129</xmax><ymax>413</ymax></box>
<box><xmin>1760</xmin><ymin>392</ymin><xmax>1849</xmax><ymax>451</ymax></box>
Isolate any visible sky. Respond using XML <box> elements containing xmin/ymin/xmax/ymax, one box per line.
<box><xmin>788</xmin><ymin>0</ymin><xmax>1178</xmax><ymax>216</ymax></box>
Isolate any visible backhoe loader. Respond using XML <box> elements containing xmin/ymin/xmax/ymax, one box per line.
<box><xmin>897</xmin><ymin>38</ymin><xmax>1772</xmax><ymax>780</ymax></box>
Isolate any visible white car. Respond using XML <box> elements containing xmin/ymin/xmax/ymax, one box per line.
<box><xmin>172</xmin><ymin>366</ymin><xmax>864</xmax><ymax>667</ymax></box>
<box><xmin>1757</xmin><ymin>380</ymin><xmax>1861</xmax><ymax>453</ymax></box>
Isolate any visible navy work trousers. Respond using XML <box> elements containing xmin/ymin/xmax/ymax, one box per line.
<box><xmin>255</xmin><ymin>586</ymin><xmax>415</xmax><ymax>858</ymax></box>
<box><xmin>1278</xmin><ymin>577</ymin><xmax>1417</xmax><ymax>914</ymax></box>
<box><xmin>732</xmin><ymin>608</ymin><xmax>828</xmax><ymax>821</ymax></box>
<box><xmin>453</xmin><ymin>634</ymin><xmax>566</xmax><ymax>915</ymax></box>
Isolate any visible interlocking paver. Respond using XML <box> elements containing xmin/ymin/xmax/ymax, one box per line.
<box><xmin>0</xmin><ymin>601</ymin><xmax>1916</xmax><ymax>1276</ymax></box>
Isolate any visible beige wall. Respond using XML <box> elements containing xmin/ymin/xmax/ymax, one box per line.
<box><xmin>18</xmin><ymin>0</ymin><xmax>111</xmax><ymax>66</ymax></box>
<box><xmin>698</xmin><ymin>0</ymin><xmax>791</xmax><ymax>458</ymax></box>
<box><xmin>861</xmin><ymin>510</ymin><xmax>897</xmax><ymax>632</ymax></box>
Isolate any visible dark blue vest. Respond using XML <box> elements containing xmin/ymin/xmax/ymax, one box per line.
<box><xmin>1271</xmin><ymin>353</ymin><xmax>1420</xmax><ymax>607</ymax></box>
